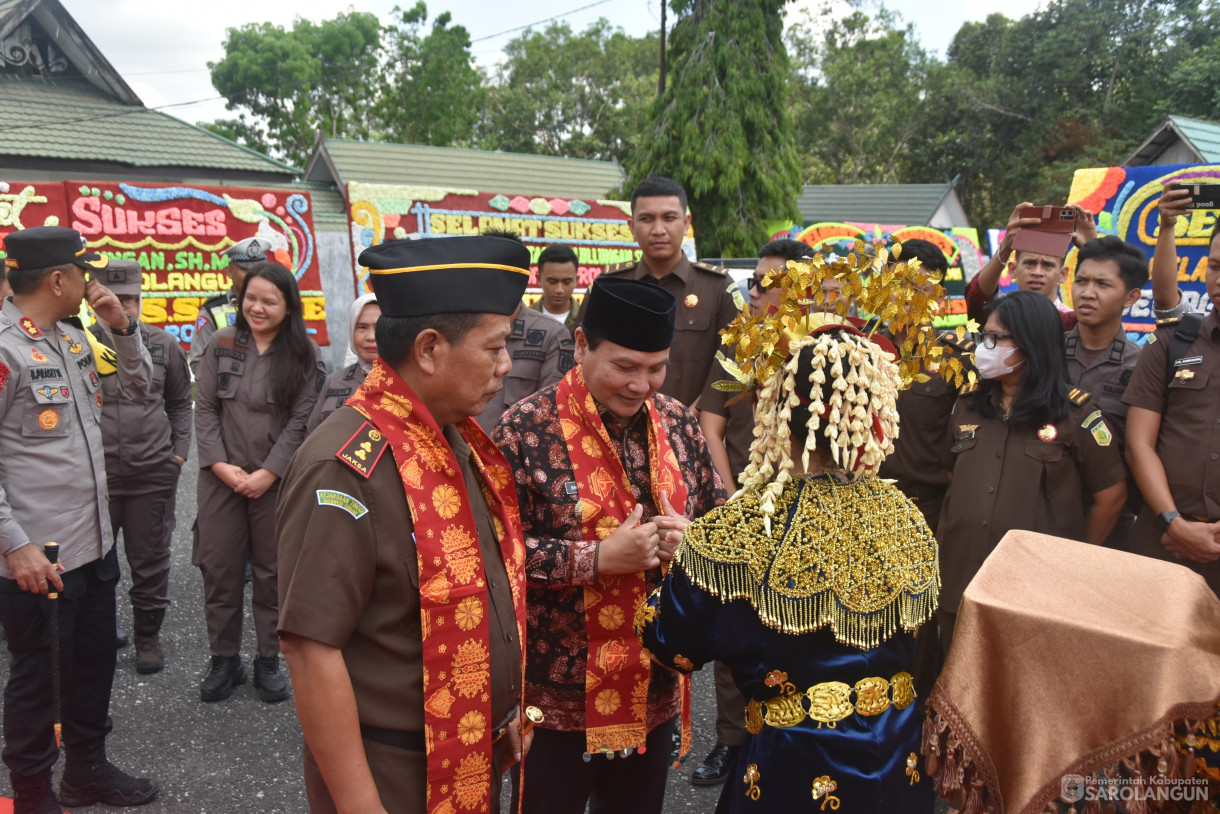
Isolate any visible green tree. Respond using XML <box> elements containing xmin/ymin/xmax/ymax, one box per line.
<box><xmin>479</xmin><ymin>20</ymin><xmax>659</xmax><ymax>163</ymax></box>
<box><xmin>206</xmin><ymin>11</ymin><xmax>383</xmax><ymax>167</ymax></box>
<box><xmin>905</xmin><ymin>0</ymin><xmax>1202</xmax><ymax>227</ymax></box>
<box><xmin>787</xmin><ymin>5</ymin><xmax>929</xmax><ymax>185</ymax></box>
<box><xmin>631</xmin><ymin>0</ymin><xmax>801</xmax><ymax>257</ymax></box>
<box><xmin>377</xmin><ymin>3</ymin><xmax>484</xmax><ymax>146</ymax></box>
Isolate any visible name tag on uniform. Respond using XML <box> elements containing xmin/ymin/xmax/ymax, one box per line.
<box><xmin>1174</xmin><ymin>356</ymin><xmax>1203</xmax><ymax>367</ymax></box>
<box><xmin>564</xmin><ymin>481</ymin><xmax>579</xmax><ymax>497</ymax></box>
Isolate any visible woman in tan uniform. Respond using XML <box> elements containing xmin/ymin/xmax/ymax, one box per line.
<box><xmin>936</xmin><ymin>290</ymin><xmax>1127</xmax><ymax>653</ymax></box>
<box><xmin>194</xmin><ymin>263</ymin><xmax>321</xmax><ymax>703</ymax></box>
<box><xmin>307</xmin><ymin>293</ymin><xmax>379</xmax><ymax>433</ymax></box>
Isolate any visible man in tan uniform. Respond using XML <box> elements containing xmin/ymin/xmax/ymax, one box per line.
<box><xmin>89</xmin><ymin>260</ymin><xmax>192</xmax><ymax>674</ymax></box>
<box><xmin>580</xmin><ymin>177</ymin><xmax>735</xmax><ymax>407</ymax></box>
<box><xmin>277</xmin><ymin>235</ymin><xmax>533</xmax><ymax>814</ymax></box>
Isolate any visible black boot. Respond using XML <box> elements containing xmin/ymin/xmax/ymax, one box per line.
<box><xmin>11</xmin><ymin>770</ymin><xmax>61</xmax><ymax>814</ymax></box>
<box><xmin>60</xmin><ymin>743</ymin><xmax>159</xmax><ymax>807</ymax></box>
<box><xmin>690</xmin><ymin>742</ymin><xmax>740</xmax><ymax>786</ymax></box>
<box><xmin>132</xmin><ymin>608</ymin><xmax>165</xmax><ymax>674</ymax></box>
<box><xmin>253</xmin><ymin>655</ymin><xmax>290</xmax><ymax>703</ymax></box>
<box><xmin>199</xmin><ymin>655</ymin><xmax>246</xmax><ymax>702</ymax></box>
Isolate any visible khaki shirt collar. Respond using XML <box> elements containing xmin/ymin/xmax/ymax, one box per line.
<box><xmin>637</xmin><ymin>254</ymin><xmax>691</xmax><ymax>285</ymax></box>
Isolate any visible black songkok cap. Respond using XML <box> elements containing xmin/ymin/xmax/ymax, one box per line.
<box><xmin>581</xmin><ymin>277</ymin><xmax>675</xmax><ymax>352</ymax></box>
<box><xmin>3</xmin><ymin>226</ymin><xmax>108</xmax><ymax>272</ymax></box>
<box><xmin>358</xmin><ymin>236</ymin><xmax>530</xmax><ymax>318</ymax></box>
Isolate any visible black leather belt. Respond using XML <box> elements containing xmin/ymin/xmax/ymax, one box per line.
<box><xmin>360</xmin><ymin>725</ymin><xmax>424</xmax><ymax>751</ymax></box>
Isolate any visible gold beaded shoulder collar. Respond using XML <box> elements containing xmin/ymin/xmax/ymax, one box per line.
<box><xmin>675</xmin><ymin>476</ymin><xmax>939</xmax><ymax>649</ymax></box>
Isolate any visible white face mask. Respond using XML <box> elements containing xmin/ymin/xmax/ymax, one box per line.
<box><xmin>975</xmin><ymin>343</ymin><xmax>1023</xmax><ymax>380</ymax></box>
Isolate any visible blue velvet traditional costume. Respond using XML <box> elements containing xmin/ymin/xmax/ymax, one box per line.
<box><xmin>637</xmin><ymin>474</ymin><xmax>940</xmax><ymax>813</ymax></box>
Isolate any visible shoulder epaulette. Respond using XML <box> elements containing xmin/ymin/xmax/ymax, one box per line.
<box><xmin>1067</xmin><ymin>387</ymin><xmax>1091</xmax><ymax>406</ymax></box>
<box><xmin>1156</xmin><ymin>316</ymin><xmax>1183</xmax><ymax>328</ymax></box>
<box><xmin>602</xmin><ymin>261</ymin><xmax>637</xmax><ymax>274</ymax></box>
<box><xmin>336</xmin><ymin>421</ymin><xmax>389</xmax><ymax>479</ymax></box>
<box><xmin>693</xmin><ymin>260</ymin><xmax>727</xmax><ymax>275</ymax></box>
<box><xmin>937</xmin><ymin>329</ymin><xmax>975</xmax><ymax>353</ymax></box>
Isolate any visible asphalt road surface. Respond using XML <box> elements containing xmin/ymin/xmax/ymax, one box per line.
<box><xmin>0</xmin><ymin>450</ymin><xmax>730</xmax><ymax>813</ymax></box>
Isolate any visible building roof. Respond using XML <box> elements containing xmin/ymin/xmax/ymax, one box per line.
<box><xmin>306</xmin><ymin>137</ymin><xmax>626</xmax><ymax>200</ymax></box>
<box><xmin>0</xmin><ymin>76</ymin><xmax>298</xmax><ymax>177</ymax></box>
<box><xmin>1125</xmin><ymin>115</ymin><xmax>1220</xmax><ymax>166</ymax></box>
<box><xmin>798</xmin><ymin>183</ymin><xmax>958</xmax><ymax>226</ymax></box>
<box><xmin>0</xmin><ymin>0</ymin><xmax>139</xmax><ymax>105</ymax></box>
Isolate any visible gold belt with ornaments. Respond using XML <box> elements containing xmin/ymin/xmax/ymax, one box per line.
<box><xmin>745</xmin><ymin>671</ymin><xmax>915</xmax><ymax>733</ymax></box>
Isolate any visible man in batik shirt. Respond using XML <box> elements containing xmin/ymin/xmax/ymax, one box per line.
<box><xmin>495</xmin><ymin>277</ymin><xmax>725</xmax><ymax>814</ymax></box>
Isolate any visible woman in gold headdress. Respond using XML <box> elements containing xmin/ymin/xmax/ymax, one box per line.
<box><xmin>635</xmin><ymin>246</ymin><xmax>946</xmax><ymax>813</ymax></box>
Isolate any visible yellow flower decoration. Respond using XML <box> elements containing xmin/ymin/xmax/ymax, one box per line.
<box><xmin>597</xmin><ymin>605</ymin><xmax>626</xmax><ymax>630</ymax></box>
<box><xmin>457</xmin><ymin>710</ymin><xmax>486</xmax><ymax>745</ymax></box>
<box><xmin>432</xmin><ymin>484</ymin><xmax>462</xmax><ymax>519</ymax></box>
<box><xmin>594</xmin><ymin>689</ymin><xmax>621</xmax><ymax>716</ymax></box>
<box><xmin>454</xmin><ymin>596</ymin><xmax>484</xmax><ymax>631</ymax></box>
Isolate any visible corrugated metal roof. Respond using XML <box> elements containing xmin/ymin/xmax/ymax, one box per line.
<box><xmin>312</xmin><ymin>138</ymin><xmax>625</xmax><ymax>200</ymax></box>
<box><xmin>0</xmin><ymin>76</ymin><xmax>298</xmax><ymax>176</ymax></box>
<box><xmin>798</xmin><ymin>183</ymin><xmax>953</xmax><ymax>225</ymax></box>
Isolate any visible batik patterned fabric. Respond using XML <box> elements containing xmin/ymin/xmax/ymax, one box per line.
<box><xmin>494</xmin><ymin>371</ymin><xmax>725</xmax><ymax>735</ymax></box>
<box><xmin>348</xmin><ymin>360</ymin><xmax>526</xmax><ymax>814</ymax></box>
<box><xmin>553</xmin><ymin>367</ymin><xmax>688</xmax><ymax>754</ymax></box>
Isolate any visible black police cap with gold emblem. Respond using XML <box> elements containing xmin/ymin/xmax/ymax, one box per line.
<box><xmin>581</xmin><ymin>277</ymin><xmax>675</xmax><ymax>352</ymax></box>
<box><xmin>358</xmin><ymin>236</ymin><xmax>531</xmax><ymax>318</ymax></box>
<box><xmin>2</xmin><ymin>226</ymin><xmax>108</xmax><ymax>272</ymax></box>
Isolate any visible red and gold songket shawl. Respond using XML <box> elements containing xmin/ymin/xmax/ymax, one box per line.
<box><xmin>348</xmin><ymin>360</ymin><xmax>526</xmax><ymax>814</ymax></box>
<box><xmin>554</xmin><ymin>366</ymin><xmax>690</xmax><ymax>756</ymax></box>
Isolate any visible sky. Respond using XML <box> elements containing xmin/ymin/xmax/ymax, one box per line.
<box><xmin>62</xmin><ymin>0</ymin><xmax>1046</xmax><ymax>127</ymax></box>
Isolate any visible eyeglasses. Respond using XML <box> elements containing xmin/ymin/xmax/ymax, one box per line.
<box><xmin>747</xmin><ymin>276</ymin><xmax>769</xmax><ymax>292</ymax></box>
<box><xmin>980</xmin><ymin>332</ymin><xmax>1015</xmax><ymax>350</ymax></box>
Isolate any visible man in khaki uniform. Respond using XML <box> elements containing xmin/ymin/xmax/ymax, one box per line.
<box><xmin>277</xmin><ymin>235</ymin><xmax>533</xmax><ymax>814</ymax></box>
<box><xmin>89</xmin><ymin>260</ymin><xmax>192</xmax><ymax>674</ymax></box>
<box><xmin>529</xmin><ymin>244</ymin><xmax>580</xmax><ymax>335</ymax></box>
<box><xmin>579</xmin><ymin>177</ymin><xmax>735</xmax><ymax>407</ymax></box>
<box><xmin>476</xmin><ymin>302</ymin><xmax>573</xmax><ymax>431</ymax></box>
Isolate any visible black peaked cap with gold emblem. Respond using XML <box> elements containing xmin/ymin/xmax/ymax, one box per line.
<box><xmin>581</xmin><ymin>276</ymin><xmax>675</xmax><ymax>352</ymax></box>
<box><xmin>3</xmin><ymin>226</ymin><xmax>108</xmax><ymax>272</ymax></box>
<box><xmin>358</xmin><ymin>236</ymin><xmax>531</xmax><ymax>318</ymax></box>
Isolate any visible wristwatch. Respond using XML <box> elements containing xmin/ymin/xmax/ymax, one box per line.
<box><xmin>1155</xmin><ymin>510</ymin><xmax>1182</xmax><ymax>533</ymax></box>
<box><xmin>110</xmin><ymin>314</ymin><xmax>138</xmax><ymax>337</ymax></box>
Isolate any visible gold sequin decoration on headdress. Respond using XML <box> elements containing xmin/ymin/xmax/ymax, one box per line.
<box><xmin>716</xmin><ymin>242</ymin><xmax>978</xmax><ymax>528</ymax></box>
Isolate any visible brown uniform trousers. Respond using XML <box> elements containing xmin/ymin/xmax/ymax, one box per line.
<box><xmin>1123</xmin><ymin>311</ymin><xmax>1220</xmax><ymax>595</ymax></box>
<box><xmin>91</xmin><ymin>323</ymin><xmax>193</xmax><ymax>611</ymax></box>
<box><xmin>581</xmin><ymin>256</ymin><xmax>736</xmax><ymax>407</ymax></box>
<box><xmin>477</xmin><ymin>306</ymin><xmax>574</xmax><ymax>432</ymax></box>
<box><xmin>1064</xmin><ymin>328</ymin><xmax>1142</xmax><ymax>550</ymax></box>
<box><xmin>936</xmin><ymin>386</ymin><xmax>1126</xmax><ymax>652</ymax></box>
<box><xmin>278</xmin><ymin>411</ymin><xmax>522</xmax><ymax>813</ymax></box>
<box><xmin>194</xmin><ymin>328</ymin><xmax>321</xmax><ymax>658</ymax></box>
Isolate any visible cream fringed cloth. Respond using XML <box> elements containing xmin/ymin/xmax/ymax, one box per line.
<box><xmin>924</xmin><ymin>530</ymin><xmax>1220</xmax><ymax>814</ymax></box>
